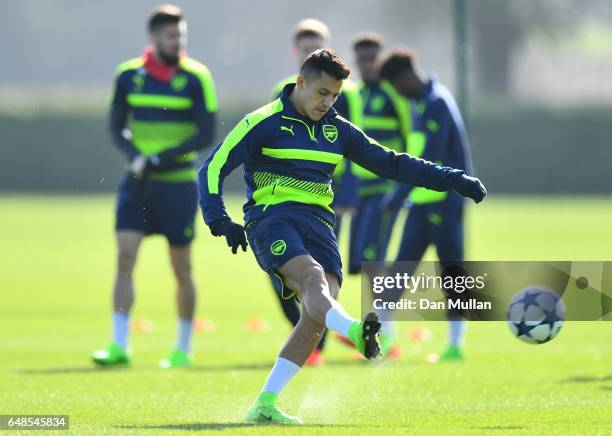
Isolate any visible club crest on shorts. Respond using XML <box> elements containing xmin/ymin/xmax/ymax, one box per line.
<box><xmin>322</xmin><ymin>124</ymin><xmax>338</xmax><ymax>143</ymax></box>
<box><xmin>270</xmin><ymin>240</ymin><xmax>287</xmax><ymax>256</ymax></box>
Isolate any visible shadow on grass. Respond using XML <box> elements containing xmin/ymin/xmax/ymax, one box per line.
<box><xmin>187</xmin><ymin>363</ymin><xmax>274</xmax><ymax>372</ymax></box>
<box><xmin>16</xmin><ymin>366</ymin><xmax>130</xmax><ymax>375</ymax></box>
<box><xmin>117</xmin><ymin>423</ymin><xmax>393</xmax><ymax>431</ymax></box>
<box><xmin>187</xmin><ymin>358</ymin><xmax>390</xmax><ymax>372</ymax></box>
<box><xmin>563</xmin><ymin>374</ymin><xmax>612</xmax><ymax>383</ymax></box>
<box><xmin>117</xmin><ymin>423</ymin><xmax>261</xmax><ymax>431</ymax></box>
<box><xmin>16</xmin><ymin>357</ymin><xmax>400</xmax><ymax>376</ymax></box>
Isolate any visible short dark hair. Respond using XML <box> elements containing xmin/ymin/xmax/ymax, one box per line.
<box><xmin>148</xmin><ymin>4</ymin><xmax>183</xmax><ymax>33</ymax></box>
<box><xmin>379</xmin><ymin>48</ymin><xmax>418</xmax><ymax>81</ymax></box>
<box><xmin>352</xmin><ymin>32</ymin><xmax>384</xmax><ymax>51</ymax></box>
<box><xmin>292</xmin><ymin>19</ymin><xmax>330</xmax><ymax>45</ymax></box>
<box><xmin>300</xmin><ymin>49</ymin><xmax>351</xmax><ymax>81</ymax></box>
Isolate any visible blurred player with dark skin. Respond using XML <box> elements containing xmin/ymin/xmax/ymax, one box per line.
<box><xmin>379</xmin><ymin>48</ymin><xmax>474</xmax><ymax>361</ymax></box>
<box><xmin>270</xmin><ymin>19</ymin><xmax>363</xmax><ymax>366</ymax></box>
<box><xmin>350</xmin><ymin>32</ymin><xmax>411</xmax><ymax>357</ymax></box>
<box><xmin>199</xmin><ymin>49</ymin><xmax>486</xmax><ymax>424</ymax></box>
<box><xmin>92</xmin><ymin>5</ymin><xmax>218</xmax><ymax>368</ymax></box>
<box><xmin>350</xmin><ymin>33</ymin><xmax>412</xmax><ymax>273</ymax></box>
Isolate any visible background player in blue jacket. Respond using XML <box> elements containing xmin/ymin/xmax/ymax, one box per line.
<box><xmin>270</xmin><ymin>19</ymin><xmax>363</xmax><ymax>366</ymax></box>
<box><xmin>198</xmin><ymin>49</ymin><xmax>485</xmax><ymax>424</ymax></box>
<box><xmin>350</xmin><ymin>33</ymin><xmax>412</xmax><ymax>284</ymax></box>
<box><xmin>92</xmin><ymin>5</ymin><xmax>217</xmax><ymax>369</ymax></box>
<box><xmin>379</xmin><ymin>48</ymin><xmax>474</xmax><ymax>362</ymax></box>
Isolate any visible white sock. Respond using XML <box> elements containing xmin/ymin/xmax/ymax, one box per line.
<box><xmin>324</xmin><ymin>304</ymin><xmax>357</xmax><ymax>338</ymax></box>
<box><xmin>449</xmin><ymin>319</ymin><xmax>466</xmax><ymax>346</ymax></box>
<box><xmin>113</xmin><ymin>312</ymin><xmax>130</xmax><ymax>350</ymax></box>
<box><xmin>175</xmin><ymin>318</ymin><xmax>193</xmax><ymax>353</ymax></box>
<box><xmin>375</xmin><ymin>308</ymin><xmax>396</xmax><ymax>338</ymax></box>
<box><xmin>261</xmin><ymin>357</ymin><xmax>301</xmax><ymax>395</ymax></box>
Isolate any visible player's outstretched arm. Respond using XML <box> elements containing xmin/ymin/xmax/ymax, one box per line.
<box><xmin>343</xmin><ymin>121</ymin><xmax>486</xmax><ymax>203</ymax></box>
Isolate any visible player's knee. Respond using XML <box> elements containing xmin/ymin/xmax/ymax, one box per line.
<box><xmin>171</xmin><ymin>257</ymin><xmax>192</xmax><ymax>283</ymax></box>
<box><xmin>301</xmin><ymin>264</ymin><xmax>326</xmax><ymax>295</ymax></box>
<box><xmin>299</xmin><ymin>265</ymin><xmax>330</xmax><ymax>319</ymax></box>
<box><xmin>117</xmin><ymin>248</ymin><xmax>137</xmax><ymax>273</ymax></box>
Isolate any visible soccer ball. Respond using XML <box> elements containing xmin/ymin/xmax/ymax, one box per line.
<box><xmin>507</xmin><ymin>286</ymin><xmax>565</xmax><ymax>344</ymax></box>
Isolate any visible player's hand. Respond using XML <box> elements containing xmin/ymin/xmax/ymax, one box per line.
<box><xmin>210</xmin><ymin>219</ymin><xmax>248</xmax><ymax>254</ymax></box>
<box><xmin>130</xmin><ymin>155</ymin><xmax>148</xmax><ymax>178</ymax></box>
<box><xmin>452</xmin><ymin>174</ymin><xmax>487</xmax><ymax>203</ymax></box>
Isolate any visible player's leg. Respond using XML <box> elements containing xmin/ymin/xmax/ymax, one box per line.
<box><xmin>92</xmin><ymin>173</ymin><xmax>153</xmax><ymax>366</ymax></box>
<box><xmin>348</xmin><ymin>195</ymin><xmax>378</xmax><ymax>274</ymax></box>
<box><xmin>274</xmin><ymin>286</ymin><xmax>302</xmax><ymax>329</ymax></box>
<box><xmin>275</xmin><ymin>272</ymin><xmax>340</xmax><ymax>365</ymax></box>
<box><xmin>432</xmin><ymin>203</ymin><xmax>466</xmax><ymax>361</ymax></box>
<box><xmin>269</xmin><ymin>281</ymin><xmax>326</xmax><ymax>365</ymax></box>
<box><xmin>307</xmin><ymin>207</ymin><xmax>344</xmax><ymax>363</ymax></box>
<box><xmin>245</xmin><ymin>295</ymin><xmax>325</xmax><ymax>424</ymax></box>
<box><xmin>154</xmin><ymin>180</ymin><xmax>199</xmax><ymax>368</ymax></box>
<box><xmin>245</xmin><ymin>266</ymin><xmax>377</xmax><ymax>425</ymax></box>
<box><xmin>244</xmin><ymin>216</ymin><xmax>380</xmax><ymax>424</ymax></box>
<box><xmin>92</xmin><ymin>230</ymin><xmax>144</xmax><ymax>366</ymax></box>
<box><xmin>114</xmin><ymin>231</ymin><xmax>144</xmax><ymax>314</ymax></box>
<box><xmin>376</xmin><ymin>206</ymin><xmax>430</xmax><ymax>356</ymax></box>
<box><xmin>355</xmin><ymin>194</ymin><xmax>385</xmax><ymax>268</ymax></box>
<box><xmin>245</xmin><ymin>262</ymin><xmax>332</xmax><ymax>424</ymax></box>
<box><xmin>158</xmin><ymin>243</ymin><xmax>197</xmax><ymax>368</ymax></box>
<box><xmin>376</xmin><ymin>206</ymin><xmax>401</xmax><ymax>261</ymax></box>
<box><xmin>278</xmin><ymin>256</ymin><xmax>379</xmax><ymax>358</ymax></box>
<box><xmin>271</xmin><ymin>288</ymin><xmax>325</xmax><ymax>366</ymax></box>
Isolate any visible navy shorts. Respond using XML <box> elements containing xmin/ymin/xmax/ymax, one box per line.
<box><xmin>349</xmin><ymin>193</ymin><xmax>398</xmax><ymax>273</ymax></box>
<box><xmin>396</xmin><ymin>199</ymin><xmax>464</xmax><ymax>317</ymax></box>
<box><xmin>396</xmin><ymin>199</ymin><xmax>464</xmax><ymax>263</ymax></box>
<box><xmin>245</xmin><ymin>210</ymin><xmax>343</xmax><ymax>298</ymax></box>
<box><xmin>115</xmin><ymin>173</ymin><xmax>197</xmax><ymax>246</ymax></box>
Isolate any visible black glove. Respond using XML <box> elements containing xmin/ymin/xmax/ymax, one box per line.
<box><xmin>210</xmin><ymin>219</ymin><xmax>248</xmax><ymax>254</ymax></box>
<box><xmin>452</xmin><ymin>174</ymin><xmax>487</xmax><ymax>203</ymax></box>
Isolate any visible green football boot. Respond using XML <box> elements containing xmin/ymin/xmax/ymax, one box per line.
<box><xmin>159</xmin><ymin>349</ymin><xmax>191</xmax><ymax>369</ymax></box>
<box><xmin>244</xmin><ymin>392</ymin><xmax>302</xmax><ymax>425</ymax></box>
<box><xmin>439</xmin><ymin>345</ymin><xmax>465</xmax><ymax>362</ymax></box>
<box><xmin>91</xmin><ymin>342</ymin><xmax>130</xmax><ymax>367</ymax></box>
<box><xmin>347</xmin><ymin>312</ymin><xmax>382</xmax><ymax>360</ymax></box>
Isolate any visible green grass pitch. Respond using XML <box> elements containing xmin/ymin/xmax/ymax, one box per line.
<box><xmin>1</xmin><ymin>194</ymin><xmax>611</xmax><ymax>434</ymax></box>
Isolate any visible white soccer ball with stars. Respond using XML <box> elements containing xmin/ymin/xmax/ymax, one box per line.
<box><xmin>507</xmin><ymin>286</ymin><xmax>565</xmax><ymax>344</ymax></box>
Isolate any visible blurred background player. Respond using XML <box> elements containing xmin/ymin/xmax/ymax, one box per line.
<box><xmin>269</xmin><ymin>19</ymin><xmax>363</xmax><ymax>366</ymax></box>
<box><xmin>350</xmin><ymin>32</ymin><xmax>411</xmax><ymax>358</ymax></box>
<box><xmin>349</xmin><ymin>33</ymin><xmax>411</xmax><ymax>273</ymax></box>
<box><xmin>91</xmin><ymin>5</ymin><xmax>218</xmax><ymax>368</ymax></box>
<box><xmin>379</xmin><ymin>48</ymin><xmax>473</xmax><ymax>362</ymax></box>
<box><xmin>198</xmin><ymin>49</ymin><xmax>485</xmax><ymax>424</ymax></box>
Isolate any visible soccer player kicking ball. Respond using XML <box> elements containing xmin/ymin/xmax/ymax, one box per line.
<box><xmin>270</xmin><ymin>18</ymin><xmax>363</xmax><ymax>366</ymax></box>
<box><xmin>198</xmin><ymin>49</ymin><xmax>486</xmax><ymax>424</ymax></box>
